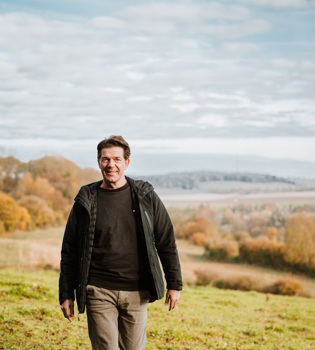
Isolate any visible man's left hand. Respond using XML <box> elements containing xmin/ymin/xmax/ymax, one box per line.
<box><xmin>164</xmin><ymin>289</ymin><xmax>180</xmax><ymax>311</ymax></box>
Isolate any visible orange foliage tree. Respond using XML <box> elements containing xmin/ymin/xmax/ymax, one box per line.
<box><xmin>284</xmin><ymin>212</ymin><xmax>315</xmax><ymax>268</ymax></box>
<box><xmin>17</xmin><ymin>195</ymin><xmax>57</xmax><ymax>229</ymax></box>
<box><xmin>17</xmin><ymin>172</ymin><xmax>70</xmax><ymax>217</ymax></box>
<box><xmin>0</xmin><ymin>192</ymin><xmax>31</xmax><ymax>233</ymax></box>
<box><xmin>176</xmin><ymin>216</ymin><xmax>218</xmax><ymax>242</ymax></box>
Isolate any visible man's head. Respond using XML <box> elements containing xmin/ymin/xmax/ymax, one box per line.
<box><xmin>97</xmin><ymin>135</ymin><xmax>130</xmax><ymax>160</ymax></box>
<box><xmin>97</xmin><ymin>135</ymin><xmax>131</xmax><ymax>189</ymax></box>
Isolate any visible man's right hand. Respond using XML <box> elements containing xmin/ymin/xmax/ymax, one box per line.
<box><xmin>60</xmin><ymin>299</ymin><xmax>75</xmax><ymax>322</ymax></box>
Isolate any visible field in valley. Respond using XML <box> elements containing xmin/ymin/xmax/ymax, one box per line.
<box><xmin>159</xmin><ymin>190</ymin><xmax>315</xmax><ymax>207</ymax></box>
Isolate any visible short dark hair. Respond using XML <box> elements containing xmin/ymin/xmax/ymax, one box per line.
<box><xmin>97</xmin><ymin>135</ymin><xmax>131</xmax><ymax>160</ymax></box>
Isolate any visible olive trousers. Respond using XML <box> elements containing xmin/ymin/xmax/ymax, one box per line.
<box><xmin>86</xmin><ymin>285</ymin><xmax>151</xmax><ymax>350</ymax></box>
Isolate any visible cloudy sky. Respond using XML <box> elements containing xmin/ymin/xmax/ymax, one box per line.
<box><xmin>0</xmin><ymin>0</ymin><xmax>314</xmax><ymax>177</ymax></box>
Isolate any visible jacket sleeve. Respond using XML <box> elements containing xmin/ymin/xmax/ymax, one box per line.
<box><xmin>152</xmin><ymin>192</ymin><xmax>183</xmax><ymax>291</ymax></box>
<box><xmin>59</xmin><ymin>204</ymin><xmax>80</xmax><ymax>304</ymax></box>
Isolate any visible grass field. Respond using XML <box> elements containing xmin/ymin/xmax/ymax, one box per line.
<box><xmin>1</xmin><ymin>226</ymin><xmax>315</xmax><ymax>349</ymax></box>
<box><xmin>0</xmin><ymin>268</ymin><xmax>315</xmax><ymax>350</ymax></box>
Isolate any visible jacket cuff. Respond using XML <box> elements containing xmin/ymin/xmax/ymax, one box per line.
<box><xmin>166</xmin><ymin>282</ymin><xmax>183</xmax><ymax>291</ymax></box>
<box><xmin>59</xmin><ymin>291</ymin><xmax>75</xmax><ymax>305</ymax></box>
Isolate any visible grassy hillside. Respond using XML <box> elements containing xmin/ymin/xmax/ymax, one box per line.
<box><xmin>1</xmin><ymin>227</ymin><xmax>315</xmax><ymax>349</ymax></box>
<box><xmin>0</xmin><ymin>268</ymin><xmax>314</xmax><ymax>350</ymax></box>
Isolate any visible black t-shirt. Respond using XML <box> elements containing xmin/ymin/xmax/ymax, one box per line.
<box><xmin>88</xmin><ymin>182</ymin><xmax>149</xmax><ymax>291</ymax></box>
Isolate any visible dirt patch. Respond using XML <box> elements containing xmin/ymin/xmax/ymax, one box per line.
<box><xmin>0</xmin><ymin>238</ymin><xmax>60</xmax><ymax>270</ymax></box>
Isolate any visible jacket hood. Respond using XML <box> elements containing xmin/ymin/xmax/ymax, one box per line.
<box><xmin>126</xmin><ymin>176</ymin><xmax>154</xmax><ymax>200</ymax></box>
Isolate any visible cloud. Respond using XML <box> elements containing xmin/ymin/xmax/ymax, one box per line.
<box><xmin>196</xmin><ymin>115</ymin><xmax>230</xmax><ymax>128</ymax></box>
<box><xmin>130</xmin><ymin>137</ymin><xmax>315</xmax><ymax>164</ymax></box>
<box><xmin>0</xmin><ymin>0</ymin><xmax>314</xmax><ymax>171</ymax></box>
<box><xmin>239</xmin><ymin>0</ymin><xmax>315</xmax><ymax>8</ymax></box>
<box><xmin>90</xmin><ymin>2</ymin><xmax>270</xmax><ymax>38</ymax></box>
<box><xmin>222</xmin><ymin>42</ymin><xmax>261</xmax><ymax>55</ymax></box>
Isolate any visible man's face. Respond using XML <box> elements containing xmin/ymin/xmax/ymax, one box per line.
<box><xmin>98</xmin><ymin>146</ymin><xmax>130</xmax><ymax>189</ymax></box>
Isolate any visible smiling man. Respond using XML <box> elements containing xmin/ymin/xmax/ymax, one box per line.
<box><xmin>59</xmin><ymin>135</ymin><xmax>182</xmax><ymax>350</ymax></box>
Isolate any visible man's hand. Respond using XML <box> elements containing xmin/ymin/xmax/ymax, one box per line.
<box><xmin>60</xmin><ymin>299</ymin><xmax>75</xmax><ymax>322</ymax></box>
<box><xmin>164</xmin><ymin>289</ymin><xmax>180</xmax><ymax>311</ymax></box>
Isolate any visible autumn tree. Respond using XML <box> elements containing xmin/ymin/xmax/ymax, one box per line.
<box><xmin>0</xmin><ymin>192</ymin><xmax>31</xmax><ymax>233</ymax></box>
<box><xmin>26</xmin><ymin>156</ymin><xmax>82</xmax><ymax>200</ymax></box>
<box><xmin>18</xmin><ymin>195</ymin><xmax>56</xmax><ymax>228</ymax></box>
<box><xmin>17</xmin><ymin>172</ymin><xmax>70</xmax><ymax>217</ymax></box>
<box><xmin>0</xmin><ymin>156</ymin><xmax>25</xmax><ymax>196</ymax></box>
<box><xmin>284</xmin><ymin>212</ymin><xmax>315</xmax><ymax>267</ymax></box>
<box><xmin>246</xmin><ymin>209</ymin><xmax>273</xmax><ymax>237</ymax></box>
<box><xmin>219</xmin><ymin>207</ymin><xmax>246</xmax><ymax>233</ymax></box>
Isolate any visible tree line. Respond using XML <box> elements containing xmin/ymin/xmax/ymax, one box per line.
<box><xmin>140</xmin><ymin>171</ymin><xmax>298</xmax><ymax>192</ymax></box>
<box><xmin>0</xmin><ymin>156</ymin><xmax>99</xmax><ymax>232</ymax></box>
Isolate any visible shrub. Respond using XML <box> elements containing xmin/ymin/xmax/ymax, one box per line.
<box><xmin>195</xmin><ymin>269</ymin><xmax>218</xmax><ymax>286</ymax></box>
<box><xmin>233</xmin><ymin>230</ymin><xmax>251</xmax><ymax>243</ymax></box>
<box><xmin>195</xmin><ymin>270</ymin><xmax>310</xmax><ymax>297</ymax></box>
<box><xmin>264</xmin><ymin>278</ymin><xmax>310</xmax><ymax>297</ymax></box>
<box><xmin>177</xmin><ymin>217</ymin><xmax>218</xmax><ymax>240</ymax></box>
<box><xmin>195</xmin><ymin>270</ymin><xmax>261</xmax><ymax>292</ymax></box>
<box><xmin>264</xmin><ymin>227</ymin><xmax>278</xmax><ymax>240</ymax></box>
<box><xmin>284</xmin><ymin>212</ymin><xmax>315</xmax><ymax>268</ymax></box>
<box><xmin>213</xmin><ymin>276</ymin><xmax>257</xmax><ymax>292</ymax></box>
<box><xmin>190</xmin><ymin>232</ymin><xmax>208</xmax><ymax>246</ymax></box>
<box><xmin>204</xmin><ymin>239</ymin><xmax>239</xmax><ymax>261</ymax></box>
<box><xmin>239</xmin><ymin>237</ymin><xmax>285</xmax><ymax>268</ymax></box>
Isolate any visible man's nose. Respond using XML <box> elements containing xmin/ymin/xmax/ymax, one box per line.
<box><xmin>107</xmin><ymin>159</ymin><xmax>115</xmax><ymax>167</ymax></box>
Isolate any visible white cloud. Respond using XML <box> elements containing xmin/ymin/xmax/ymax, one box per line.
<box><xmin>130</xmin><ymin>137</ymin><xmax>315</xmax><ymax>163</ymax></box>
<box><xmin>245</xmin><ymin>120</ymin><xmax>275</xmax><ymax>127</ymax></box>
<box><xmin>239</xmin><ymin>0</ymin><xmax>315</xmax><ymax>8</ymax></box>
<box><xmin>0</xmin><ymin>0</ymin><xmax>314</xmax><ymax>174</ymax></box>
<box><xmin>87</xmin><ymin>2</ymin><xmax>269</xmax><ymax>38</ymax></box>
<box><xmin>126</xmin><ymin>72</ymin><xmax>146</xmax><ymax>80</ymax></box>
<box><xmin>91</xmin><ymin>16</ymin><xmax>126</xmax><ymax>29</ymax></box>
<box><xmin>127</xmin><ymin>96</ymin><xmax>152</xmax><ymax>102</ymax></box>
<box><xmin>119</xmin><ymin>2</ymin><xmax>251</xmax><ymax>23</ymax></box>
<box><xmin>222</xmin><ymin>42</ymin><xmax>261</xmax><ymax>55</ymax></box>
<box><xmin>171</xmin><ymin>103</ymin><xmax>200</xmax><ymax>113</ymax></box>
<box><xmin>200</xmin><ymin>19</ymin><xmax>271</xmax><ymax>39</ymax></box>
<box><xmin>196</xmin><ymin>115</ymin><xmax>229</xmax><ymax>128</ymax></box>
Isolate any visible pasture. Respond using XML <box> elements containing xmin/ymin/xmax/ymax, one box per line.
<box><xmin>1</xmin><ymin>268</ymin><xmax>315</xmax><ymax>349</ymax></box>
<box><xmin>1</xmin><ymin>226</ymin><xmax>315</xmax><ymax>349</ymax></box>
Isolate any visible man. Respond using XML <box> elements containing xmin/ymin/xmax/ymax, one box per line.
<box><xmin>59</xmin><ymin>135</ymin><xmax>182</xmax><ymax>350</ymax></box>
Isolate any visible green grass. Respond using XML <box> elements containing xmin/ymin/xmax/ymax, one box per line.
<box><xmin>0</xmin><ymin>269</ymin><xmax>314</xmax><ymax>350</ymax></box>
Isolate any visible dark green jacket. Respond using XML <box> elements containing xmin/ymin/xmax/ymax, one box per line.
<box><xmin>59</xmin><ymin>177</ymin><xmax>182</xmax><ymax>313</ymax></box>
